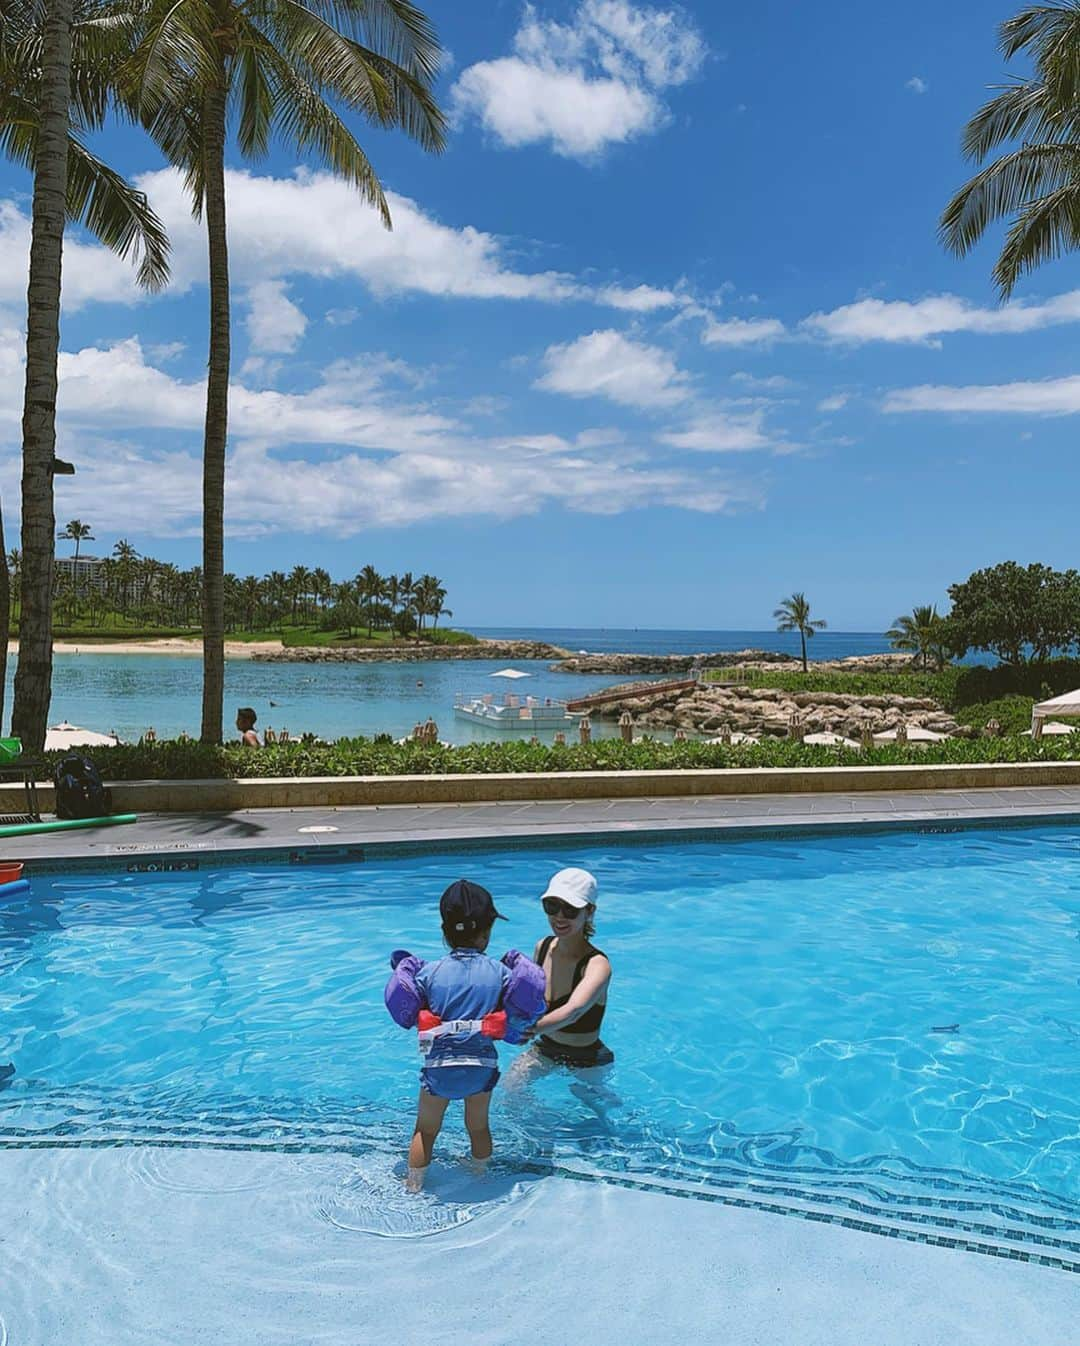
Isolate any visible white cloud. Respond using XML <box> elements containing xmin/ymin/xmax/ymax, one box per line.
<box><xmin>0</xmin><ymin>171</ymin><xmax>694</xmax><ymax>320</ymax></box>
<box><xmin>245</xmin><ymin>280</ymin><xmax>307</xmax><ymax>354</ymax></box>
<box><xmin>147</xmin><ymin>340</ymin><xmax>186</xmax><ymax>362</ymax></box>
<box><xmin>536</xmin><ymin>329</ymin><xmax>690</xmax><ymax>408</ymax></box>
<box><xmin>803</xmin><ymin>290</ymin><xmax>1080</xmax><ymax>345</ymax></box>
<box><xmin>0</xmin><ymin>325</ymin><xmax>759</xmax><ymax>535</ymax></box>
<box><xmin>906</xmin><ymin>76</ymin><xmax>928</xmax><ymax>95</ymax></box>
<box><xmin>451</xmin><ymin>0</ymin><xmax>706</xmax><ymax>158</ymax></box>
<box><xmin>0</xmin><ymin>200</ymin><xmax>146</xmax><ymax>311</ymax></box>
<box><xmin>884</xmin><ymin>373</ymin><xmax>1080</xmax><ymax>416</ymax></box>
<box><xmin>699</xmin><ymin>314</ymin><xmax>785</xmax><ymax>346</ymax></box>
<box><xmin>657</xmin><ymin>409</ymin><xmax>773</xmax><ymax>453</ymax></box>
<box><xmin>596</xmin><ymin>282</ymin><xmax>686</xmax><ymax>311</ymax></box>
<box><xmin>731</xmin><ymin>372</ymin><xmax>797</xmax><ymax>391</ymax></box>
<box><xmin>817</xmin><ymin>393</ymin><xmax>849</xmax><ymax>412</ymax></box>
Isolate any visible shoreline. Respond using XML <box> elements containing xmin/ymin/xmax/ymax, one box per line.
<box><xmin>5</xmin><ymin>636</ymin><xmax>574</xmax><ymax>662</ymax></box>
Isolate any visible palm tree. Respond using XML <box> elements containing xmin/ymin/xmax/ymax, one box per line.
<box><xmin>774</xmin><ymin>592</ymin><xmax>827</xmax><ymax>673</ymax></box>
<box><xmin>941</xmin><ymin>4</ymin><xmax>1080</xmax><ymax>296</ymax></box>
<box><xmin>112</xmin><ymin>538</ymin><xmax>139</xmax><ymax>614</ymax></box>
<box><xmin>357</xmin><ymin>564</ymin><xmax>382</xmax><ymax>637</ymax></box>
<box><xmin>886</xmin><ymin>605</ymin><xmax>944</xmax><ymax>670</ymax></box>
<box><xmin>57</xmin><ymin>518</ymin><xmax>94</xmax><ymax>560</ymax></box>
<box><xmin>0</xmin><ymin>503</ymin><xmax>9</xmax><ymax>730</ymax></box>
<box><xmin>6</xmin><ymin>0</ymin><xmax>172</xmax><ymax>750</ymax></box>
<box><xmin>128</xmin><ymin>0</ymin><xmax>445</xmax><ymax>742</ymax></box>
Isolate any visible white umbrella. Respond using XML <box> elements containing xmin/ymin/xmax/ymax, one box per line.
<box><xmin>872</xmin><ymin>725</ymin><xmax>949</xmax><ymax>745</ymax></box>
<box><xmin>46</xmin><ymin>722</ymin><xmax>122</xmax><ymax>751</ymax></box>
<box><xmin>490</xmin><ymin>668</ymin><xmax>531</xmax><ymax>679</ymax></box>
<box><xmin>803</xmin><ymin>731</ymin><xmax>861</xmax><ymax>749</ymax></box>
<box><xmin>1023</xmin><ymin>720</ymin><xmax>1080</xmax><ymax>737</ymax></box>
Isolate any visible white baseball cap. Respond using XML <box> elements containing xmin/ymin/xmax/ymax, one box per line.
<box><xmin>542</xmin><ymin>867</ymin><xmax>598</xmax><ymax>909</ymax></box>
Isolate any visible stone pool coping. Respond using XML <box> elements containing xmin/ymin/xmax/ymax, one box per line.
<box><xmin>6</xmin><ymin>757</ymin><xmax>1080</xmax><ymax>816</ymax></box>
<box><xmin>9</xmin><ymin>783</ymin><xmax>1080</xmax><ymax>871</ymax></box>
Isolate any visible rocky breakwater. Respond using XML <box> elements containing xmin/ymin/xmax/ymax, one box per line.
<box><xmin>550</xmin><ymin>648</ymin><xmax>796</xmax><ymax>675</ymax></box>
<box><xmin>253</xmin><ymin>639</ymin><xmax>571</xmax><ymax>664</ymax></box>
<box><xmin>586</xmin><ymin>681</ymin><xmax>962</xmax><ymax>739</ymax></box>
<box><xmin>550</xmin><ymin>650</ymin><xmax>924</xmax><ymax>676</ymax></box>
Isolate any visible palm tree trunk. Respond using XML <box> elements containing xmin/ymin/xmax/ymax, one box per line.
<box><xmin>199</xmin><ymin>79</ymin><xmax>229</xmax><ymax>744</ymax></box>
<box><xmin>11</xmin><ymin>0</ymin><xmax>73</xmax><ymax>753</ymax></box>
<box><xmin>800</xmin><ymin>629</ymin><xmax>807</xmax><ymax>673</ymax></box>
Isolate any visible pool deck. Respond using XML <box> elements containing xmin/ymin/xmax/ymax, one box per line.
<box><xmin>10</xmin><ymin>782</ymin><xmax>1080</xmax><ymax>867</ymax></box>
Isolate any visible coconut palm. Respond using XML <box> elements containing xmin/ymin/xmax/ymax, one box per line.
<box><xmin>5</xmin><ymin>0</ymin><xmax>172</xmax><ymax>750</ymax></box>
<box><xmin>886</xmin><ymin>605</ymin><xmax>945</xmax><ymax>669</ymax></box>
<box><xmin>57</xmin><ymin>518</ymin><xmax>94</xmax><ymax>560</ymax></box>
<box><xmin>127</xmin><ymin>0</ymin><xmax>445</xmax><ymax>741</ymax></box>
<box><xmin>941</xmin><ymin>3</ymin><xmax>1080</xmax><ymax>296</ymax></box>
<box><xmin>774</xmin><ymin>592</ymin><xmax>827</xmax><ymax>673</ymax></box>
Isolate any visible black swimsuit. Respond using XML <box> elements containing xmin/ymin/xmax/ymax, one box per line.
<box><xmin>535</xmin><ymin>935</ymin><xmax>614</xmax><ymax>1067</ymax></box>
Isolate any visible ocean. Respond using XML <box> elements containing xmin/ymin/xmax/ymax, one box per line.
<box><xmin>2</xmin><ymin>627</ymin><xmax>906</xmax><ymax>743</ymax></box>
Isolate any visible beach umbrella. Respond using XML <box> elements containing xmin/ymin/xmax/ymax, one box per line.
<box><xmin>803</xmin><ymin>731</ymin><xmax>861</xmax><ymax>749</ymax></box>
<box><xmin>490</xmin><ymin>668</ymin><xmax>531</xmax><ymax>679</ymax></box>
<box><xmin>45</xmin><ymin>722</ymin><xmax>122</xmax><ymax>751</ymax></box>
<box><xmin>872</xmin><ymin>725</ymin><xmax>948</xmax><ymax>746</ymax></box>
<box><xmin>1023</xmin><ymin>720</ymin><xmax>1080</xmax><ymax>737</ymax></box>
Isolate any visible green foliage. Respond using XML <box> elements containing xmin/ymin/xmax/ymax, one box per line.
<box><xmin>712</xmin><ymin>666</ymin><xmax>963</xmax><ymax>702</ymax></box>
<box><xmin>35</xmin><ymin>729</ymin><xmax>1080</xmax><ymax>783</ymax></box>
<box><xmin>952</xmin><ymin>696</ymin><xmax>1035</xmax><ymax>736</ymax></box>
<box><xmin>716</xmin><ymin>657</ymin><xmax>1080</xmax><ymax>715</ymax></box>
<box><xmin>946</xmin><ymin>562</ymin><xmax>1080</xmax><ymax>664</ymax></box>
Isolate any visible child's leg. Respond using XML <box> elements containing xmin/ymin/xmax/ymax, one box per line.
<box><xmin>463</xmin><ymin>1089</ymin><xmax>493</xmax><ymax>1162</ymax></box>
<box><xmin>408</xmin><ymin>1088</ymin><xmax>450</xmax><ymax>1174</ymax></box>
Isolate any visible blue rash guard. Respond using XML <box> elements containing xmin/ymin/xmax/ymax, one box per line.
<box><xmin>415</xmin><ymin>949</ymin><xmax>510</xmax><ymax>1097</ymax></box>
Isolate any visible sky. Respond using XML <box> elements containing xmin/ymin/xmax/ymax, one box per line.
<box><xmin>0</xmin><ymin>0</ymin><xmax>1076</xmax><ymax>630</ymax></box>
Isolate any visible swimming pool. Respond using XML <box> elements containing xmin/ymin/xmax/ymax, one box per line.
<box><xmin>1</xmin><ymin>826</ymin><xmax>1079</xmax><ymax>1340</ymax></box>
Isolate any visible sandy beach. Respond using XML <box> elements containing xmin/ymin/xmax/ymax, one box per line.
<box><xmin>6</xmin><ymin>638</ymin><xmax>285</xmax><ymax>659</ymax></box>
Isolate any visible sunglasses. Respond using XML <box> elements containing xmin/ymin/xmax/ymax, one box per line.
<box><xmin>542</xmin><ymin>897</ymin><xmax>585</xmax><ymax>919</ymax></box>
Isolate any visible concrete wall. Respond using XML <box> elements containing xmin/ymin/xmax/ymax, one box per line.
<box><xmin>6</xmin><ymin>760</ymin><xmax>1080</xmax><ymax>813</ymax></box>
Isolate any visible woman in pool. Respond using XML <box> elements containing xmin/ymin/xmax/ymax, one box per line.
<box><xmin>519</xmin><ymin>867</ymin><xmax>613</xmax><ymax>1070</ymax></box>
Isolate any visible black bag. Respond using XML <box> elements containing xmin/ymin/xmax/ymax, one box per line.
<box><xmin>54</xmin><ymin>753</ymin><xmax>112</xmax><ymax>820</ymax></box>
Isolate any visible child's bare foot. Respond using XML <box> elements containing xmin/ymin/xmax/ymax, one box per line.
<box><xmin>465</xmin><ymin>1155</ymin><xmax>490</xmax><ymax>1179</ymax></box>
<box><xmin>406</xmin><ymin>1165</ymin><xmax>427</xmax><ymax>1193</ymax></box>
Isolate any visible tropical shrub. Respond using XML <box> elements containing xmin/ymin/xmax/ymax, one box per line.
<box><xmin>32</xmin><ymin>731</ymin><xmax>1080</xmax><ymax>783</ymax></box>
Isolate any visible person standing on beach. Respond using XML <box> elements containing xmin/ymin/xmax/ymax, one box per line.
<box><xmin>236</xmin><ymin>707</ymin><xmax>261</xmax><ymax>747</ymax></box>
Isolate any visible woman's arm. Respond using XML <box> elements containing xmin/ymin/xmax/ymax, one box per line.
<box><xmin>526</xmin><ymin>956</ymin><xmax>610</xmax><ymax>1036</ymax></box>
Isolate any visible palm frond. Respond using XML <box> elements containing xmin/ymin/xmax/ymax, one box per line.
<box><xmin>993</xmin><ymin>180</ymin><xmax>1080</xmax><ymax>295</ymax></box>
<box><xmin>265</xmin><ymin>48</ymin><xmax>391</xmax><ymax>225</ymax></box>
<box><xmin>66</xmin><ymin>135</ymin><xmax>172</xmax><ymax>289</ymax></box>
<box><xmin>271</xmin><ymin>1</ymin><xmax>445</xmax><ymax>149</ymax></box>
<box><xmin>300</xmin><ymin>0</ymin><xmax>443</xmax><ymax>80</ymax></box>
<box><xmin>961</xmin><ymin>80</ymin><xmax>1067</xmax><ymax>161</ymax></box>
<box><xmin>940</xmin><ymin>142</ymin><xmax>1080</xmax><ymax>257</ymax></box>
<box><xmin>235</xmin><ymin>37</ymin><xmax>274</xmax><ymax>157</ymax></box>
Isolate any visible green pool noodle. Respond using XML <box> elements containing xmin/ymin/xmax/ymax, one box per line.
<box><xmin>0</xmin><ymin>813</ymin><xmax>137</xmax><ymax>838</ymax></box>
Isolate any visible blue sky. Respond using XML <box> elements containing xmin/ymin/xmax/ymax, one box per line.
<box><xmin>0</xmin><ymin>0</ymin><xmax>1074</xmax><ymax>629</ymax></box>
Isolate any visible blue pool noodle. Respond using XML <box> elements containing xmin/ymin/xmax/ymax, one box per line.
<box><xmin>0</xmin><ymin>878</ymin><xmax>30</xmax><ymax>902</ymax></box>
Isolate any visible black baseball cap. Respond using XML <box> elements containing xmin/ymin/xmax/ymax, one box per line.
<box><xmin>440</xmin><ymin>878</ymin><xmax>506</xmax><ymax>933</ymax></box>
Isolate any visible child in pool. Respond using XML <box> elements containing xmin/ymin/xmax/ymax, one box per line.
<box><xmin>384</xmin><ymin>879</ymin><xmax>544</xmax><ymax>1189</ymax></box>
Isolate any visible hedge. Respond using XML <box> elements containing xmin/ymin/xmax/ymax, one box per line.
<box><xmin>31</xmin><ymin>732</ymin><xmax>1080</xmax><ymax>782</ymax></box>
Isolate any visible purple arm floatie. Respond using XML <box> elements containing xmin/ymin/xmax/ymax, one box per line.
<box><xmin>385</xmin><ymin>950</ymin><xmax>427</xmax><ymax>1028</ymax></box>
<box><xmin>500</xmin><ymin>949</ymin><xmax>547</xmax><ymax>1044</ymax></box>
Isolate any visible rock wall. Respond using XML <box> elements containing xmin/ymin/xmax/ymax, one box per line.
<box><xmin>589</xmin><ymin>681</ymin><xmax>961</xmax><ymax>738</ymax></box>
<box><xmin>550</xmin><ymin>650</ymin><xmax>924</xmax><ymax>676</ymax></box>
<box><xmin>253</xmin><ymin>639</ymin><xmax>571</xmax><ymax>664</ymax></box>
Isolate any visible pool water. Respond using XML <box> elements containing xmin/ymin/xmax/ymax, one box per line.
<box><xmin>1</xmin><ymin>827</ymin><xmax>1079</xmax><ymax>1252</ymax></box>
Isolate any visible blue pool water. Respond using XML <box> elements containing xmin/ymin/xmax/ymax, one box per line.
<box><xmin>1</xmin><ymin>827</ymin><xmax>1078</xmax><ymax>1250</ymax></box>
